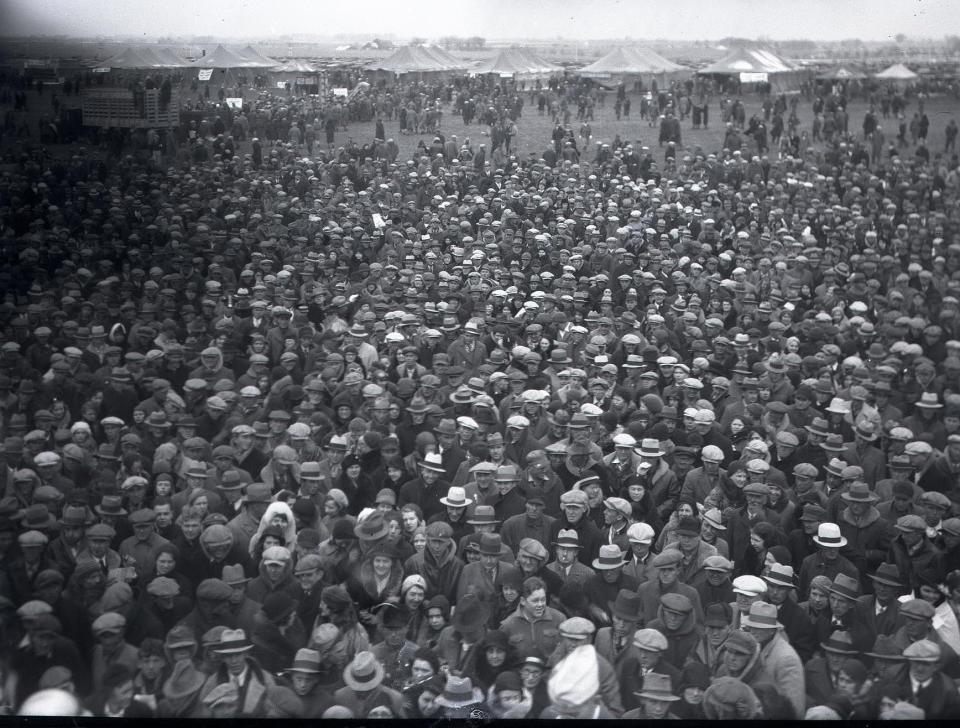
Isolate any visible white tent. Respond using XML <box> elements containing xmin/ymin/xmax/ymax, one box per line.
<box><xmin>470</xmin><ymin>48</ymin><xmax>562</xmax><ymax>79</ymax></box>
<box><xmin>874</xmin><ymin>63</ymin><xmax>918</xmax><ymax>80</ymax></box>
<box><xmin>578</xmin><ymin>46</ymin><xmax>687</xmax><ymax>77</ymax></box>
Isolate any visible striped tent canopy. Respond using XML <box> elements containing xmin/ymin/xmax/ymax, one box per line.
<box><xmin>365</xmin><ymin>45</ymin><xmax>458</xmax><ymax>73</ymax></box>
<box><xmin>191</xmin><ymin>45</ymin><xmax>268</xmax><ymax>69</ymax></box>
<box><xmin>470</xmin><ymin>47</ymin><xmax>562</xmax><ymax>77</ymax></box>
<box><xmin>698</xmin><ymin>47</ymin><xmax>797</xmax><ymax>75</ymax></box>
<box><xmin>237</xmin><ymin>45</ymin><xmax>281</xmax><ymax>68</ymax></box>
<box><xmin>874</xmin><ymin>63</ymin><xmax>918</xmax><ymax>80</ymax></box>
<box><xmin>579</xmin><ymin>46</ymin><xmax>687</xmax><ymax>76</ymax></box>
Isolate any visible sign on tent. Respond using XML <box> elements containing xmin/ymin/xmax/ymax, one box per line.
<box><xmin>333</xmin><ymin>87</ymin><xmax>349</xmax><ymax>97</ymax></box>
<box><xmin>198</xmin><ymin>69</ymin><xmax>214</xmax><ymax>81</ymax></box>
<box><xmin>225</xmin><ymin>98</ymin><xmax>243</xmax><ymax>109</ymax></box>
<box><xmin>739</xmin><ymin>72</ymin><xmax>768</xmax><ymax>83</ymax></box>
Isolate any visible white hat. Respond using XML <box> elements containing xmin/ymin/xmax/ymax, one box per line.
<box><xmin>701</xmin><ymin>445</ymin><xmax>724</xmax><ymax>462</ymax></box>
<box><xmin>613</xmin><ymin>433</ymin><xmax>637</xmax><ymax>448</ymax></box>
<box><xmin>627</xmin><ymin>522</ymin><xmax>655</xmax><ymax>544</ymax></box>
<box><xmin>813</xmin><ymin>522</ymin><xmax>848</xmax><ymax>548</ymax></box>
<box><xmin>732</xmin><ymin>575</ymin><xmax>767</xmax><ymax>597</ymax></box>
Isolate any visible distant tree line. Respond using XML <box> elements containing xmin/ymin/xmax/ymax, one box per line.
<box><xmin>437</xmin><ymin>36</ymin><xmax>487</xmax><ymax>50</ymax></box>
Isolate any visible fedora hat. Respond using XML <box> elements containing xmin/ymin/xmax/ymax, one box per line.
<box><xmin>609</xmin><ymin>588</ymin><xmax>642</xmax><ymax>622</ymax></box>
<box><xmin>342</xmin><ymin>651</ymin><xmax>384</xmax><ymax>691</ymax></box>
<box><xmin>477</xmin><ymin>532</ymin><xmax>503</xmax><ymax>556</ymax></box>
<box><xmin>419</xmin><ymin>452</ymin><xmax>446</xmax><ymax>473</ymax></box>
<box><xmin>553</xmin><ymin>528</ymin><xmax>580</xmax><ymax>549</ymax></box>
<box><xmin>741</xmin><ymin>601</ymin><xmax>781</xmax><ymax>630</ymax></box>
<box><xmin>466</xmin><ymin>505</ymin><xmax>499</xmax><ymax>525</ymax></box>
<box><xmin>213</xmin><ymin>628</ymin><xmax>253</xmax><ymax>654</ymax></box>
<box><xmin>821</xmin><ymin>630</ymin><xmax>857</xmax><ymax>655</ymax></box>
<box><xmin>449</xmin><ymin>386</ymin><xmax>475</xmax><ymax>404</ymax></box>
<box><xmin>285</xmin><ymin>648</ymin><xmax>321</xmax><ymax>674</ymax></box>
<box><xmin>452</xmin><ymin>594</ymin><xmax>490</xmax><ymax>633</ymax></box>
<box><xmin>635</xmin><ymin>672</ymin><xmax>681</xmax><ymax>702</ymax></box>
<box><xmin>439</xmin><ymin>486</ymin><xmax>472</xmax><ymax>508</ymax></box>
<box><xmin>915</xmin><ymin>392</ymin><xmax>943</xmax><ymax>409</ymax></box>
<box><xmin>354</xmin><ymin>513</ymin><xmax>390</xmax><ymax>541</ymax></box>
<box><xmin>865</xmin><ymin>634</ymin><xmax>907</xmax><ymax>661</ymax></box>
<box><xmin>17</xmin><ymin>504</ymin><xmax>57</xmax><ymax>531</ymax></box>
<box><xmin>434</xmin><ymin>675</ymin><xmax>484</xmax><ymax>708</ymax></box>
<box><xmin>221</xmin><ymin>564</ymin><xmax>251</xmax><ymax>586</ymax></box>
<box><xmin>58</xmin><ymin>505</ymin><xmax>92</xmax><ymax>528</ymax></box>
<box><xmin>841</xmin><ymin>482</ymin><xmax>880</xmax><ymax>503</ymax></box>
<box><xmin>869</xmin><ymin>562</ymin><xmax>905</xmax><ymax>588</ymax></box>
<box><xmin>854</xmin><ymin>421</ymin><xmax>878</xmax><ymax>441</ymax></box>
<box><xmin>637</xmin><ymin>438</ymin><xmax>664</xmax><ymax>458</ymax></box>
<box><xmin>406</xmin><ymin>396</ymin><xmax>430</xmax><ymax>414</ymax></box>
<box><xmin>821</xmin><ymin>434</ymin><xmax>846</xmax><ymax>452</ymax></box>
<box><xmin>826</xmin><ymin>573</ymin><xmax>860</xmax><ymax>601</ymax></box>
<box><xmin>592</xmin><ymin>544</ymin><xmax>626</xmax><ymax>570</ymax></box>
<box><xmin>813</xmin><ymin>522</ymin><xmax>847</xmax><ymax>548</ymax></box>
<box><xmin>805</xmin><ymin>417</ymin><xmax>830</xmax><ymax>437</ymax></box>
<box><xmin>163</xmin><ymin>658</ymin><xmax>206</xmax><ymax>699</ymax></box>
<box><xmin>434</xmin><ymin>419</ymin><xmax>457</xmax><ymax>436</ymax></box>
<box><xmin>762</xmin><ymin>563</ymin><xmax>796</xmax><ymax>589</ymax></box>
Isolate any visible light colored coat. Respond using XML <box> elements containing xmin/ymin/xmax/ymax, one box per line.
<box><xmin>759</xmin><ymin>629</ymin><xmax>805</xmax><ymax>719</ymax></box>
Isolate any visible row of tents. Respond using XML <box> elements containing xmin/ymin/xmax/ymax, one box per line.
<box><xmin>88</xmin><ymin>42</ymin><xmax>923</xmax><ymax>85</ymax></box>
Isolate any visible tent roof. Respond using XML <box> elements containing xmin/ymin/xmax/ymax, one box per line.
<box><xmin>875</xmin><ymin>62</ymin><xmax>918</xmax><ymax>80</ymax></box>
<box><xmin>578</xmin><ymin>46</ymin><xmax>686</xmax><ymax>75</ymax></box>
<box><xmin>192</xmin><ymin>45</ymin><xmax>265</xmax><ymax>69</ymax></box>
<box><xmin>422</xmin><ymin>45</ymin><xmax>468</xmax><ymax>70</ymax></box>
<box><xmin>816</xmin><ymin>66</ymin><xmax>866</xmax><ymax>80</ymax></box>
<box><xmin>89</xmin><ymin>46</ymin><xmax>166</xmax><ymax>70</ymax></box>
<box><xmin>698</xmin><ymin>47</ymin><xmax>797</xmax><ymax>75</ymax></box>
<box><xmin>471</xmin><ymin>47</ymin><xmax>562</xmax><ymax>76</ymax></box>
<box><xmin>274</xmin><ymin>60</ymin><xmax>318</xmax><ymax>73</ymax></box>
<box><xmin>238</xmin><ymin>45</ymin><xmax>280</xmax><ymax>68</ymax></box>
<box><xmin>153</xmin><ymin>47</ymin><xmax>191</xmax><ymax>67</ymax></box>
<box><xmin>364</xmin><ymin>45</ymin><xmax>455</xmax><ymax>73</ymax></box>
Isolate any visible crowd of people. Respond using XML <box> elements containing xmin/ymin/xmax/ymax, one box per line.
<box><xmin>1</xmin><ymin>61</ymin><xmax>960</xmax><ymax>720</ymax></box>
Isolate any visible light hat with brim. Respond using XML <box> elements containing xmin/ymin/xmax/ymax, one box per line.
<box><xmin>342</xmin><ymin>651</ymin><xmax>385</xmax><ymax>691</ymax></box>
<box><xmin>434</xmin><ymin>675</ymin><xmax>484</xmax><ymax>708</ymax></box>
<box><xmin>740</xmin><ymin>601</ymin><xmax>782</xmax><ymax>630</ymax></box>
<box><xmin>634</xmin><ymin>672</ymin><xmax>681</xmax><ymax>702</ymax></box>
<box><xmin>285</xmin><ymin>648</ymin><xmax>322</xmax><ymax>674</ymax></box>
<box><xmin>419</xmin><ymin>453</ymin><xmax>446</xmax><ymax>472</ymax></box>
<box><xmin>163</xmin><ymin>659</ymin><xmax>207</xmax><ymax>699</ymax></box>
<box><xmin>812</xmin><ymin>523</ymin><xmax>847</xmax><ymax>548</ymax></box>
<box><xmin>592</xmin><ymin>544</ymin><xmax>626</xmax><ymax>570</ymax></box>
<box><xmin>212</xmin><ymin>628</ymin><xmax>253</xmax><ymax>654</ymax></box>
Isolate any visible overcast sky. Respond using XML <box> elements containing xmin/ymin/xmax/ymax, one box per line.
<box><xmin>3</xmin><ymin>0</ymin><xmax>956</xmax><ymax>40</ymax></box>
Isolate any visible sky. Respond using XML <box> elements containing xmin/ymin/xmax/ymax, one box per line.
<box><xmin>2</xmin><ymin>0</ymin><xmax>957</xmax><ymax>40</ymax></box>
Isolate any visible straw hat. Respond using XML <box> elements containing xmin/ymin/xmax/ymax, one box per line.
<box><xmin>342</xmin><ymin>651</ymin><xmax>384</xmax><ymax>691</ymax></box>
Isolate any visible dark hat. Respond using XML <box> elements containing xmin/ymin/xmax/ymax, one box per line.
<box><xmin>841</xmin><ymin>482</ymin><xmax>880</xmax><ymax>503</ymax></box>
<box><xmin>478</xmin><ymin>532</ymin><xmax>503</xmax><ymax>556</ymax></box>
<box><xmin>676</xmin><ymin>516</ymin><xmax>701</xmax><ymax>536</ymax></box>
<box><xmin>827</xmin><ymin>573</ymin><xmax>861</xmax><ymax>601</ymax></box>
<box><xmin>821</xmin><ymin>630</ymin><xmax>857</xmax><ymax>655</ymax></box>
<box><xmin>869</xmin><ymin>562</ymin><xmax>905</xmax><ymax>588</ymax></box>
<box><xmin>704</xmin><ymin>601</ymin><xmax>732</xmax><ymax>627</ymax></box>
<box><xmin>452</xmin><ymin>594</ymin><xmax>490</xmax><ymax>632</ymax></box>
<box><xmin>261</xmin><ymin>593</ymin><xmax>297</xmax><ymax>624</ymax></box>
<box><xmin>608</xmin><ymin>588</ymin><xmax>642</xmax><ymax>622</ymax></box>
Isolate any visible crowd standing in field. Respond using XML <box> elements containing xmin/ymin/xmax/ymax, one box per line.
<box><xmin>2</xmin><ymin>64</ymin><xmax>960</xmax><ymax>719</ymax></box>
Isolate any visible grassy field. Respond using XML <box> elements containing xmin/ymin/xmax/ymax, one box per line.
<box><xmin>373</xmin><ymin>93</ymin><xmax>960</xmax><ymax>164</ymax></box>
<box><xmin>3</xmin><ymin>86</ymin><xmax>959</xmax><ymax>166</ymax></box>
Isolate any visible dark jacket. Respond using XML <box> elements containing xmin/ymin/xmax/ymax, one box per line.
<box><xmin>887</xmin><ymin>534</ymin><xmax>945</xmax><ymax>590</ymax></box>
